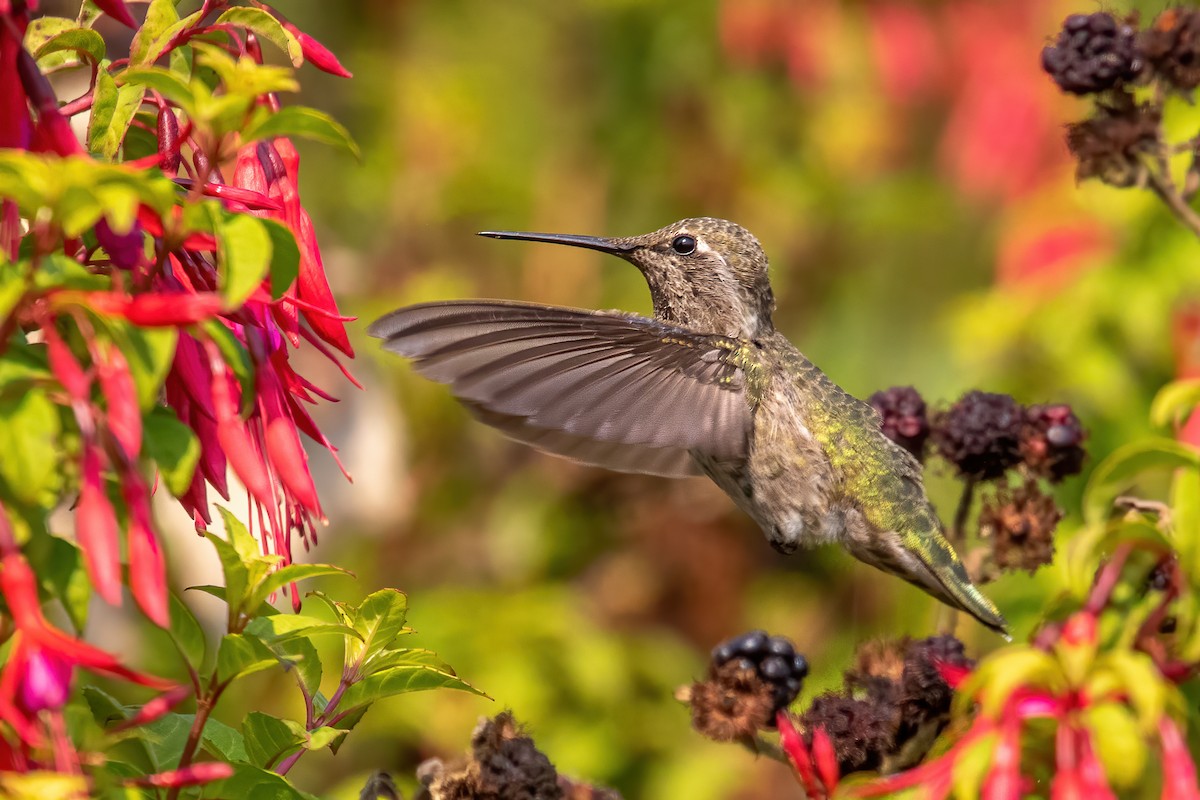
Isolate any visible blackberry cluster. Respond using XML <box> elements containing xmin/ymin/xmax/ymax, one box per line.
<box><xmin>711</xmin><ymin>630</ymin><xmax>809</xmax><ymax>712</ymax></box>
<box><xmin>932</xmin><ymin>391</ymin><xmax>1024</xmax><ymax>480</ymax></box>
<box><xmin>1041</xmin><ymin>13</ymin><xmax>1142</xmax><ymax>95</ymax></box>
<box><xmin>1020</xmin><ymin>404</ymin><xmax>1087</xmax><ymax>483</ymax></box>
<box><xmin>868</xmin><ymin>386</ymin><xmax>930</xmax><ymax>461</ymax></box>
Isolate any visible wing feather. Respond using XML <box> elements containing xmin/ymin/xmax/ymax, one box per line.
<box><xmin>369</xmin><ymin>300</ymin><xmax>753</xmax><ymax>476</ymax></box>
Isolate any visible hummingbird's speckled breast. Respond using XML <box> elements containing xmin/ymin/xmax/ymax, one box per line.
<box><xmin>693</xmin><ymin>331</ymin><xmax>849</xmax><ymax>554</ymax></box>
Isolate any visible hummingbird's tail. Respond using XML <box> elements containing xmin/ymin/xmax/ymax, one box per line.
<box><xmin>848</xmin><ymin>518</ymin><xmax>1010</xmax><ymax>638</ymax></box>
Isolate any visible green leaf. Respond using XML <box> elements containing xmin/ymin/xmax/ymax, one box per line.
<box><xmin>263</xmin><ymin>219</ymin><xmax>300</xmax><ymax>299</ymax></box>
<box><xmin>24</xmin><ymin>17</ymin><xmax>76</xmax><ymax>54</ymax></box>
<box><xmin>1151</xmin><ymin>378</ymin><xmax>1200</xmax><ymax>429</ymax></box>
<box><xmin>33</xmin><ymin>252</ymin><xmax>108</xmax><ymax>291</ymax></box>
<box><xmin>358</xmin><ymin>647</ymin><xmax>455</xmax><ymax>677</ymax></box>
<box><xmin>1096</xmin><ymin>650</ymin><xmax>1167</xmax><ymax>733</ymax></box>
<box><xmin>270</xmin><ymin>635</ymin><xmax>323</xmax><ymax>699</ymax></box>
<box><xmin>198</xmin><ymin>717</ymin><xmax>248</xmax><ymax>763</ymax></box>
<box><xmin>82</xmin><ymin>686</ymin><xmax>128</xmax><ymax>728</ymax></box>
<box><xmin>0</xmin><ymin>389</ymin><xmax>61</xmax><ymax>507</ymax></box>
<box><xmin>244</xmin><ymin>613</ymin><xmax>360</xmax><ymax>645</ymax></box>
<box><xmin>35</xmin><ymin>27</ymin><xmax>105</xmax><ymax>64</ymax></box>
<box><xmin>207</xmin><ymin>764</ymin><xmax>321</xmax><ymax>800</ymax></box>
<box><xmin>950</xmin><ymin>731</ymin><xmax>997</xmax><ymax>800</ymax></box>
<box><xmin>118</xmin><ymin>67</ymin><xmax>195</xmax><ymax>116</ymax></box>
<box><xmin>216</xmin><ymin>505</ymin><xmax>263</xmax><ymax>567</ymax></box>
<box><xmin>25</xmin><ymin>530</ymin><xmax>90</xmax><ymax>632</ymax></box>
<box><xmin>242</xmin><ymin>106</ymin><xmax>360</xmax><ymax>159</ymax></box>
<box><xmin>142</xmin><ymin>407</ymin><xmax>201</xmax><ymax>497</ymax></box>
<box><xmin>129</xmin><ymin>2</ymin><xmax>204</xmax><ymax>66</ymax></box>
<box><xmin>336</xmin><ymin>665</ymin><xmax>485</xmax><ymax>713</ymax></box>
<box><xmin>1171</xmin><ymin>467</ymin><xmax>1200</xmax><ymax>579</ymax></box>
<box><xmin>348</xmin><ymin>589</ymin><xmax>410</xmax><ymax>669</ymax></box>
<box><xmin>216</xmin><ymin>211</ymin><xmax>272</xmax><ymax>306</ymax></box>
<box><xmin>94</xmin><ymin>82</ymin><xmax>147</xmax><ymax>161</ymax></box>
<box><xmin>87</xmin><ymin>65</ymin><xmax>119</xmax><ymax>157</ymax></box>
<box><xmin>246</xmin><ymin>563</ymin><xmax>353</xmax><ymax>614</ymax></box>
<box><xmin>1084</xmin><ymin>701</ymin><xmax>1147</xmax><ymax>788</ymax></box>
<box><xmin>216</xmin><ymin>633</ymin><xmax>279</xmax><ymax>683</ymax></box>
<box><xmin>168</xmin><ymin>592</ymin><xmax>206</xmax><ymax>671</ymax></box>
<box><xmin>242</xmin><ymin>712</ymin><xmax>305</xmax><ymax>768</ymax></box>
<box><xmin>138</xmin><ymin>713</ymin><xmax>246</xmax><ymax>770</ymax></box>
<box><xmin>204</xmin><ymin>530</ymin><xmax>250</xmax><ymax>622</ymax></box>
<box><xmin>213</xmin><ymin>7</ymin><xmax>303</xmax><ymax>66</ymax></box>
<box><xmin>1083</xmin><ymin>440</ymin><xmax>1200</xmax><ymax>523</ymax></box>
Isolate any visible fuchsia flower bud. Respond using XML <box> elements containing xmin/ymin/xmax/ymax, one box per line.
<box><xmin>97</xmin><ymin>343</ymin><xmax>141</xmax><ymax>457</ymax></box>
<box><xmin>76</xmin><ymin>445</ymin><xmax>122</xmax><ymax>606</ymax></box>
<box><xmin>131</xmin><ymin>762</ymin><xmax>234</xmax><ymax>788</ymax></box>
<box><xmin>122</xmin><ymin>476</ymin><xmax>169</xmax><ymax>628</ymax></box>
<box><xmin>91</xmin><ymin>0</ymin><xmax>137</xmax><ymax>29</ymax></box>
<box><xmin>285</xmin><ymin>22</ymin><xmax>353</xmax><ymax>78</ymax></box>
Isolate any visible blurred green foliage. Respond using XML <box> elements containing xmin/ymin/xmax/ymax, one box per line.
<box><xmin>228</xmin><ymin>0</ymin><xmax>1200</xmax><ymax>796</ymax></box>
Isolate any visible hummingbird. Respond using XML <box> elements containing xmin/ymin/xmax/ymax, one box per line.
<box><xmin>368</xmin><ymin>218</ymin><xmax>1008</xmax><ymax>636</ymax></box>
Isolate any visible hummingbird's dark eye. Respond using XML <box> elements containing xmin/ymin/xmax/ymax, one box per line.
<box><xmin>671</xmin><ymin>235</ymin><xmax>697</xmax><ymax>255</ymax></box>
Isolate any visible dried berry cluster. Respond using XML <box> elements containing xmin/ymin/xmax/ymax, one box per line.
<box><xmin>415</xmin><ymin>713</ymin><xmax>620</xmax><ymax>800</ymax></box>
<box><xmin>978</xmin><ymin>479</ymin><xmax>1063</xmax><ymax>574</ymax></box>
<box><xmin>1042</xmin><ymin>10</ymin><xmax>1200</xmax><ymax>194</ymax></box>
<box><xmin>800</xmin><ymin>635</ymin><xmax>972</xmax><ymax>775</ymax></box>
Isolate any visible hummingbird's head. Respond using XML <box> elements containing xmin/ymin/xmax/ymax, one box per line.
<box><xmin>479</xmin><ymin>217</ymin><xmax>776</xmax><ymax>340</ymax></box>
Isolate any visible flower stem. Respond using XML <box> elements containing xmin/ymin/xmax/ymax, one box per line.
<box><xmin>165</xmin><ymin>677</ymin><xmax>229</xmax><ymax>800</ymax></box>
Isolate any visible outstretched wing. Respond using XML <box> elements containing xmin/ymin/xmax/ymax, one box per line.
<box><xmin>368</xmin><ymin>301</ymin><xmax>753</xmax><ymax>477</ymax></box>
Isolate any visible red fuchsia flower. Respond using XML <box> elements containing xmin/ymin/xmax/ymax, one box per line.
<box><xmin>90</xmin><ymin>0</ymin><xmax>137</xmax><ymax>29</ymax></box>
<box><xmin>55</xmin><ymin>290</ymin><xmax>226</xmax><ymax>327</ymax></box>
<box><xmin>0</xmin><ymin>545</ymin><xmax>174</xmax><ymax>748</ymax></box>
<box><xmin>1159</xmin><ymin>717</ymin><xmax>1200</xmax><ymax>800</ymax></box>
<box><xmin>777</xmin><ymin>710</ymin><xmax>828</xmax><ymax>800</ymax></box>
<box><xmin>982</xmin><ymin>712</ymin><xmax>1023</xmax><ymax>800</ymax></box>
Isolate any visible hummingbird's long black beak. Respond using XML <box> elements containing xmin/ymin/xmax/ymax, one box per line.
<box><xmin>478</xmin><ymin>230</ymin><xmax>635</xmax><ymax>255</ymax></box>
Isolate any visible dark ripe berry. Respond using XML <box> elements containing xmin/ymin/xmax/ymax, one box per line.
<box><xmin>759</xmin><ymin>655</ymin><xmax>791</xmax><ymax>682</ymax></box>
<box><xmin>932</xmin><ymin>391</ymin><xmax>1024</xmax><ymax>480</ymax></box>
<box><xmin>711</xmin><ymin>630</ymin><xmax>769</xmax><ymax>666</ymax></box>
<box><xmin>734</xmin><ymin>630</ymin><xmax>769</xmax><ymax>659</ymax></box>
<box><xmin>1141</xmin><ymin>9</ymin><xmax>1200</xmax><ymax>91</ymax></box>
<box><xmin>1021</xmin><ymin>404</ymin><xmax>1087</xmax><ymax>482</ymax></box>
<box><xmin>792</xmin><ymin>654</ymin><xmax>809</xmax><ymax>679</ymax></box>
<box><xmin>869</xmin><ymin>386</ymin><xmax>931</xmax><ymax>461</ymax></box>
<box><xmin>1042</xmin><ymin>12</ymin><xmax>1142</xmax><ymax>95</ymax></box>
<box><xmin>711</xmin><ymin>642</ymin><xmax>736</xmax><ymax>664</ymax></box>
<box><xmin>734</xmin><ymin>657</ymin><xmax>755</xmax><ymax>673</ymax></box>
<box><xmin>766</xmin><ymin>636</ymin><xmax>796</xmax><ymax>661</ymax></box>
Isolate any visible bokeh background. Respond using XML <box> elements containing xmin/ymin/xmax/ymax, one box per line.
<box><xmin>133</xmin><ymin>0</ymin><xmax>1200</xmax><ymax>797</ymax></box>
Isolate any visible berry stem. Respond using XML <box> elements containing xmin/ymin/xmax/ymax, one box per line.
<box><xmin>1146</xmin><ymin>168</ymin><xmax>1200</xmax><ymax>241</ymax></box>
